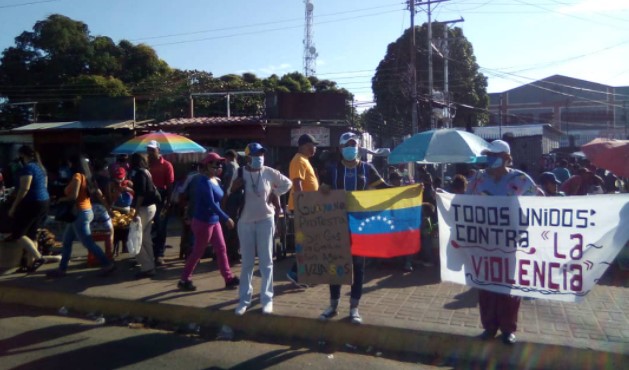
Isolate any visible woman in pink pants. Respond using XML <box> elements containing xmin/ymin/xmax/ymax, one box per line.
<box><xmin>178</xmin><ymin>152</ymin><xmax>239</xmax><ymax>291</ymax></box>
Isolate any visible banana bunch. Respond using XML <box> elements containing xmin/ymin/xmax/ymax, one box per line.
<box><xmin>111</xmin><ymin>208</ymin><xmax>136</xmax><ymax>229</ymax></box>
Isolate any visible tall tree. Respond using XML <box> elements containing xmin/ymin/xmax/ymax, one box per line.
<box><xmin>372</xmin><ymin>24</ymin><xmax>489</xmax><ymax>137</ymax></box>
<box><xmin>0</xmin><ymin>14</ymin><xmax>169</xmax><ymax>125</ymax></box>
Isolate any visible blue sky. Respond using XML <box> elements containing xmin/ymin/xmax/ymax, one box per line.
<box><xmin>1</xmin><ymin>0</ymin><xmax>628</xmax><ymax>107</ymax></box>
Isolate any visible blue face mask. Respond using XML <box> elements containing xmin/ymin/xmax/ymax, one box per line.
<box><xmin>486</xmin><ymin>156</ymin><xmax>503</xmax><ymax>169</ymax></box>
<box><xmin>250</xmin><ymin>156</ymin><xmax>264</xmax><ymax>169</ymax></box>
<box><xmin>342</xmin><ymin>146</ymin><xmax>359</xmax><ymax>161</ymax></box>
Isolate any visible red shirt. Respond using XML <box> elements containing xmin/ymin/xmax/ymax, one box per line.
<box><xmin>149</xmin><ymin>156</ymin><xmax>174</xmax><ymax>190</ymax></box>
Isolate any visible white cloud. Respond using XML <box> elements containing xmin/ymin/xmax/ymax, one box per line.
<box><xmin>558</xmin><ymin>0</ymin><xmax>629</xmax><ymax>14</ymax></box>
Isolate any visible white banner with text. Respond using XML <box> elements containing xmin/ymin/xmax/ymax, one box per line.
<box><xmin>437</xmin><ymin>193</ymin><xmax>629</xmax><ymax>303</ymax></box>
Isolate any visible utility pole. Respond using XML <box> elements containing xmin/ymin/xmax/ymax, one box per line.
<box><xmin>435</xmin><ymin>17</ymin><xmax>463</xmax><ymax>128</ymax></box>
<box><xmin>415</xmin><ymin>0</ymin><xmax>450</xmax><ymax>129</ymax></box>
<box><xmin>622</xmin><ymin>100</ymin><xmax>629</xmax><ymax>140</ymax></box>
<box><xmin>409</xmin><ymin>0</ymin><xmax>418</xmax><ymax>135</ymax></box>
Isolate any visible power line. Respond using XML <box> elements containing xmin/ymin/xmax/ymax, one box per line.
<box><xmin>132</xmin><ymin>3</ymin><xmax>406</xmax><ymax>42</ymax></box>
<box><xmin>0</xmin><ymin>0</ymin><xmax>58</xmax><ymax>9</ymax></box>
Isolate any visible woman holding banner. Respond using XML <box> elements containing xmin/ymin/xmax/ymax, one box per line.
<box><xmin>318</xmin><ymin>132</ymin><xmax>389</xmax><ymax>325</ymax></box>
<box><xmin>466</xmin><ymin>140</ymin><xmax>539</xmax><ymax>345</ymax></box>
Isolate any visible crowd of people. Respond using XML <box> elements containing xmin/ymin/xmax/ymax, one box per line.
<box><xmin>0</xmin><ymin>134</ymin><xmax>626</xmax><ymax>347</ymax></box>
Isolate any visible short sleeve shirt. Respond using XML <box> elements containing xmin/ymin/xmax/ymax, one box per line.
<box><xmin>324</xmin><ymin>161</ymin><xmax>384</xmax><ymax>191</ymax></box>
<box><xmin>149</xmin><ymin>156</ymin><xmax>174</xmax><ymax>190</ymax></box>
<box><xmin>20</xmin><ymin>162</ymin><xmax>49</xmax><ymax>202</ymax></box>
<box><xmin>466</xmin><ymin>168</ymin><xmax>538</xmax><ymax>196</ymax></box>
<box><xmin>288</xmin><ymin>153</ymin><xmax>319</xmax><ymax>211</ymax></box>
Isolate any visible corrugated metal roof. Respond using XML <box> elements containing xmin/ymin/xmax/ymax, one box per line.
<box><xmin>158</xmin><ymin>116</ymin><xmax>263</xmax><ymax>127</ymax></box>
<box><xmin>12</xmin><ymin>120</ymin><xmax>140</xmax><ymax>131</ymax></box>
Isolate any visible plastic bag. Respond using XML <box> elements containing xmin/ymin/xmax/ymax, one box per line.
<box><xmin>126</xmin><ymin>217</ymin><xmax>142</xmax><ymax>256</ymax></box>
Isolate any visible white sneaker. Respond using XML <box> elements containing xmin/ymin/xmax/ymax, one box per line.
<box><xmin>234</xmin><ymin>304</ymin><xmax>248</xmax><ymax>316</ymax></box>
<box><xmin>262</xmin><ymin>302</ymin><xmax>273</xmax><ymax>315</ymax></box>
<box><xmin>349</xmin><ymin>308</ymin><xmax>363</xmax><ymax>325</ymax></box>
<box><xmin>319</xmin><ymin>306</ymin><xmax>338</xmax><ymax>321</ymax></box>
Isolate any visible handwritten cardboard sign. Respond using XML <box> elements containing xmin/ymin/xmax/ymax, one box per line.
<box><xmin>293</xmin><ymin>190</ymin><xmax>353</xmax><ymax>285</ymax></box>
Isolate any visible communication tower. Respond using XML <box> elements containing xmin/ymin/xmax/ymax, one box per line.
<box><xmin>303</xmin><ymin>0</ymin><xmax>318</xmax><ymax>77</ymax></box>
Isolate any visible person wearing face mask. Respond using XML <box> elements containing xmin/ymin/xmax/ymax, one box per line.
<box><xmin>178</xmin><ymin>152</ymin><xmax>240</xmax><ymax>291</ymax></box>
<box><xmin>318</xmin><ymin>132</ymin><xmax>388</xmax><ymax>325</ymax></box>
<box><xmin>231</xmin><ymin>143</ymin><xmax>292</xmax><ymax>316</ymax></box>
<box><xmin>466</xmin><ymin>140</ymin><xmax>539</xmax><ymax>345</ymax></box>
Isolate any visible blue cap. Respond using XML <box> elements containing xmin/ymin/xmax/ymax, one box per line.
<box><xmin>244</xmin><ymin>142</ymin><xmax>266</xmax><ymax>156</ymax></box>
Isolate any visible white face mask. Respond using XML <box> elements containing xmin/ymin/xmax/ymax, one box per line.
<box><xmin>250</xmin><ymin>156</ymin><xmax>264</xmax><ymax>169</ymax></box>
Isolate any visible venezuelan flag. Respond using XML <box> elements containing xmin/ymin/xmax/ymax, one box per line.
<box><xmin>346</xmin><ymin>185</ymin><xmax>423</xmax><ymax>258</ymax></box>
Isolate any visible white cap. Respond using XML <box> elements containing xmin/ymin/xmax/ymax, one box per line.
<box><xmin>146</xmin><ymin>140</ymin><xmax>160</xmax><ymax>149</ymax></box>
<box><xmin>481</xmin><ymin>140</ymin><xmax>510</xmax><ymax>155</ymax></box>
<box><xmin>339</xmin><ymin>132</ymin><xmax>360</xmax><ymax>146</ymax></box>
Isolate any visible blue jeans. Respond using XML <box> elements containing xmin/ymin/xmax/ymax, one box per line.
<box><xmin>330</xmin><ymin>256</ymin><xmax>365</xmax><ymax>303</ymax></box>
<box><xmin>59</xmin><ymin>209</ymin><xmax>110</xmax><ymax>271</ymax></box>
<box><xmin>152</xmin><ymin>200</ymin><xmax>170</xmax><ymax>258</ymax></box>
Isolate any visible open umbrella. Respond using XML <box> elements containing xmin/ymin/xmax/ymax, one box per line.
<box><xmin>388</xmin><ymin>129</ymin><xmax>490</xmax><ymax>164</ymax></box>
<box><xmin>111</xmin><ymin>131</ymin><xmax>206</xmax><ymax>154</ymax></box>
<box><xmin>581</xmin><ymin>138</ymin><xmax>629</xmax><ymax>177</ymax></box>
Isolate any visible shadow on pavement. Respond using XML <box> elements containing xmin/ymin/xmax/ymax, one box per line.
<box><xmin>7</xmin><ymin>332</ymin><xmax>199</xmax><ymax>370</ymax></box>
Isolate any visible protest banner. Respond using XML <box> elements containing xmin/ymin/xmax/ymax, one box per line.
<box><xmin>437</xmin><ymin>193</ymin><xmax>629</xmax><ymax>303</ymax></box>
<box><xmin>293</xmin><ymin>190</ymin><xmax>353</xmax><ymax>285</ymax></box>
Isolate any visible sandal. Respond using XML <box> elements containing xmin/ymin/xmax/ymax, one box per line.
<box><xmin>27</xmin><ymin>258</ymin><xmax>46</xmax><ymax>273</ymax></box>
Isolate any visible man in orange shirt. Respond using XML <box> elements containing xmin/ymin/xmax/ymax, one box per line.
<box><xmin>147</xmin><ymin>140</ymin><xmax>175</xmax><ymax>266</ymax></box>
<box><xmin>286</xmin><ymin>134</ymin><xmax>320</xmax><ymax>286</ymax></box>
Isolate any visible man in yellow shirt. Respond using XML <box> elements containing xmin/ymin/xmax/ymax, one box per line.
<box><xmin>286</xmin><ymin>134</ymin><xmax>319</xmax><ymax>286</ymax></box>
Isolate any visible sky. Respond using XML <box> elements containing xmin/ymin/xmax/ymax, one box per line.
<box><xmin>1</xmin><ymin>0</ymin><xmax>628</xmax><ymax>109</ymax></box>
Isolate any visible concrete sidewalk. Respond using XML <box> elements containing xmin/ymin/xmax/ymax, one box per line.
<box><xmin>0</xmin><ymin>233</ymin><xmax>628</xmax><ymax>369</ymax></box>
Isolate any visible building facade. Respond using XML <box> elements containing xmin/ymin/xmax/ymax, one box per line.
<box><xmin>488</xmin><ymin>75</ymin><xmax>629</xmax><ymax>147</ymax></box>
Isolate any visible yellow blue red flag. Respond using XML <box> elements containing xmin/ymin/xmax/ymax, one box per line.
<box><xmin>346</xmin><ymin>185</ymin><xmax>423</xmax><ymax>258</ymax></box>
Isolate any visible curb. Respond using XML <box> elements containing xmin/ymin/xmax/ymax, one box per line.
<box><xmin>0</xmin><ymin>284</ymin><xmax>626</xmax><ymax>369</ymax></box>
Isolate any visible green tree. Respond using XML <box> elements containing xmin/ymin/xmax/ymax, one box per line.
<box><xmin>65</xmin><ymin>75</ymin><xmax>130</xmax><ymax>97</ymax></box>
<box><xmin>0</xmin><ymin>14</ymin><xmax>170</xmax><ymax>125</ymax></box>
<box><xmin>372</xmin><ymin>24</ymin><xmax>489</xmax><ymax>136</ymax></box>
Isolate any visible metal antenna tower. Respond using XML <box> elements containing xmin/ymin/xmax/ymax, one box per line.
<box><xmin>303</xmin><ymin>0</ymin><xmax>318</xmax><ymax>77</ymax></box>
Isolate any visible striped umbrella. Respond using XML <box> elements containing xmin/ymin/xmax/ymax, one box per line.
<box><xmin>111</xmin><ymin>131</ymin><xmax>206</xmax><ymax>154</ymax></box>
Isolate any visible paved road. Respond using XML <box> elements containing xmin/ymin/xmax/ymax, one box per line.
<box><xmin>0</xmin><ymin>303</ymin><xmax>447</xmax><ymax>370</ymax></box>
<box><xmin>1</xmin><ymin>230</ymin><xmax>628</xmax><ymax>369</ymax></box>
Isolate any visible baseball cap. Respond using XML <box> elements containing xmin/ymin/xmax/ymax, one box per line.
<box><xmin>298</xmin><ymin>134</ymin><xmax>320</xmax><ymax>146</ymax></box>
<box><xmin>539</xmin><ymin>172</ymin><xmax>561</xmax><ymax>185</ymax></box>
<box><xmin>244</xmin><ymin>142</ymin><xmax>266</xmax><ymax>156</ymax></box>
<box><xmin>339</xmin><ymin>132</ymin><xmax>360</xmax><ymax>146</ymax></box>
<box><xmin>201</xmin><ymin>152</ymin><xmax>225</xmax><ymax>165</ymax></box>
<box><xmin>481</xmin><ymin>140</ymin><xmax>510</xmax><ymax>155</ymax></box>
<box><xmin>113</xmin><ymin>167</ymin><xmax>126</xmax><ymax>180</ymax></box>
<box><xmin>146</xmin><ymin>140</ymin><xmax>160</xmax><ymax>149</ymax></box>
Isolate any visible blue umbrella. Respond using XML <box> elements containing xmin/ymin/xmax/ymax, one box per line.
<box><xmin>388</xmin><ymin>129</ymin><xmax>490</xmax><ymax>164</ymax></box>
